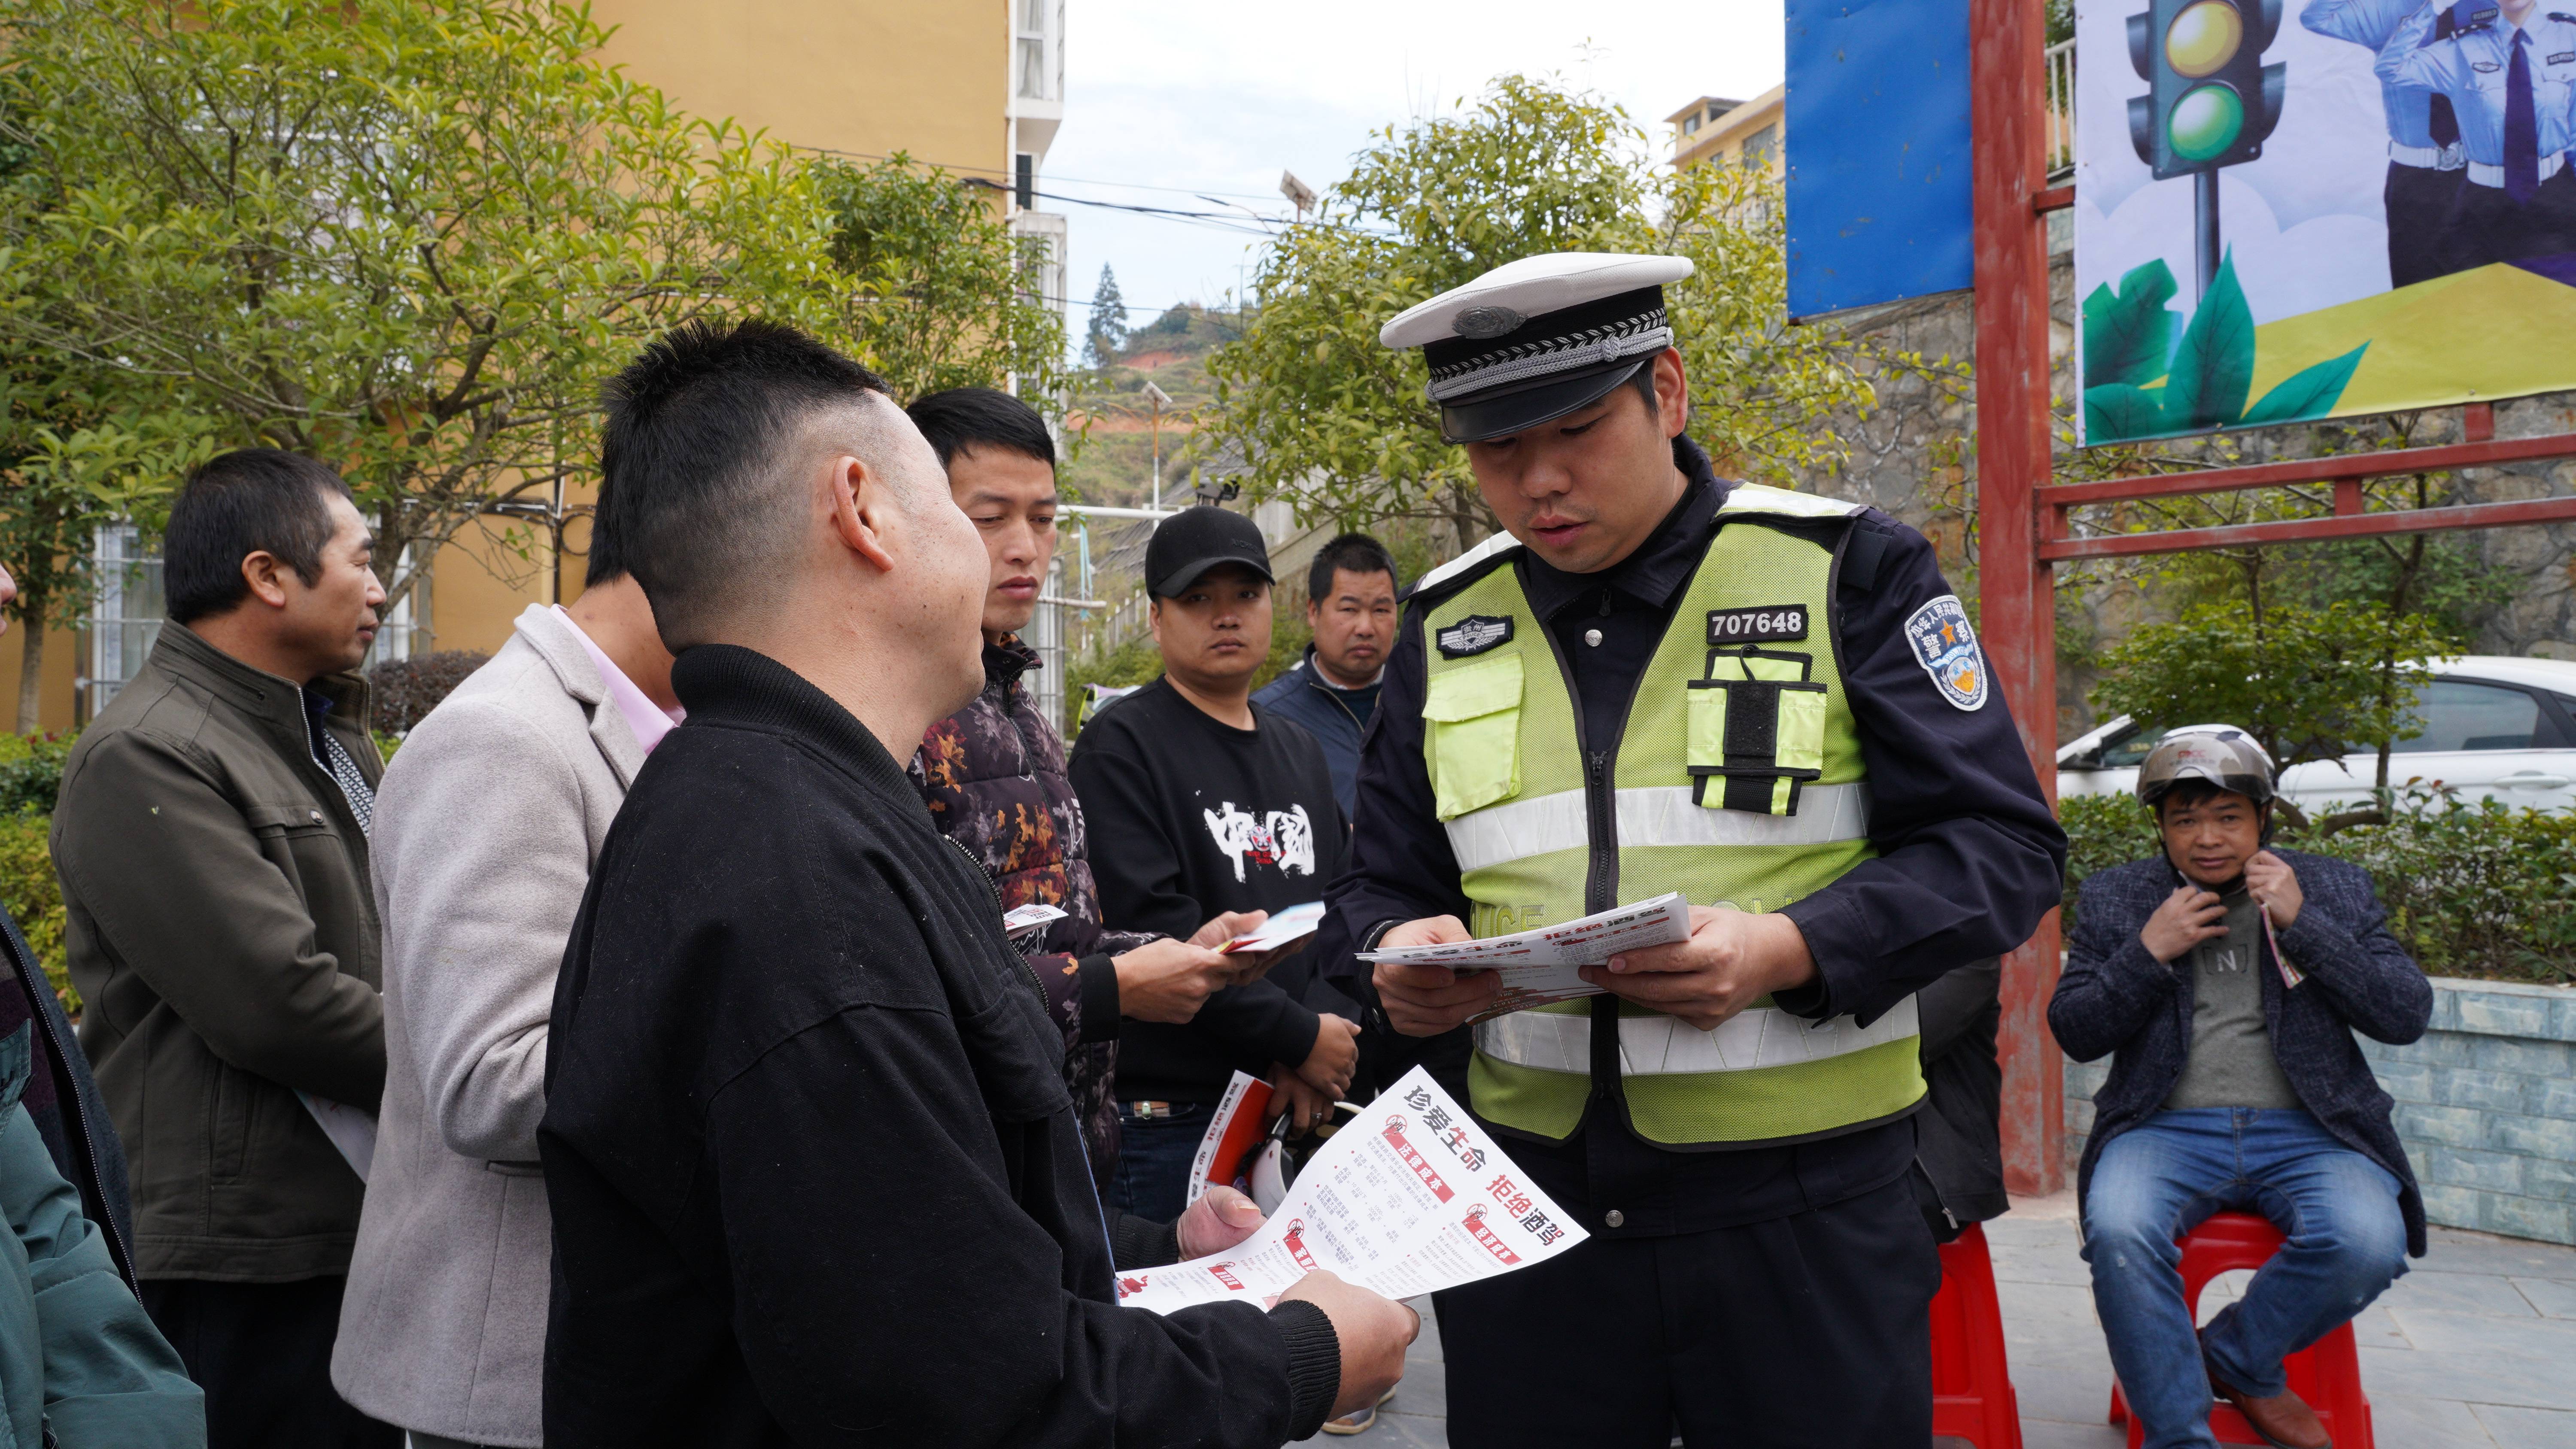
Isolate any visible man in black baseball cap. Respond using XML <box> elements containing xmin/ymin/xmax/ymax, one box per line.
<box><xmin>1143</xmin><ymin>502</ymin><xmax>1275</xmax><ymax>598</ymax></box>
<box><xmin>1069</xmin><ymin>504</ymin><xmax>1363</xmax><ymax>1241</ymax></box>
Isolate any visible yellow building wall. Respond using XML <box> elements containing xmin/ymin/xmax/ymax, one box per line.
<box><xmin>0</xmin><ymin>624</ymin><xmax>88</xmax><ymax>736</ymax></box>
<box><xmin>587</xmin><ymin>0</ymin><xmax>1008</xmax><ymax>172</ymax></box>
<box><xmin>1672</xmin><ymin>85</ymin><xmax>1786</xmax><ymax>173</ymax></box>
<box><xmin>418</xmin><ymin>0</ymin><xmax>1011</xmax><ymax>658</ymax></box>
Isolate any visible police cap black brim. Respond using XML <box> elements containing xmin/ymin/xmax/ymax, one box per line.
<box><xmin>1439</xmin><ymin>355</ymin><xmax>1653</xmax><ymax>445</ymax></box>
<box><xmin>1150</xmin><ymin>554</ymin><xmax>1276</xmax><ymax>598</ymax></box>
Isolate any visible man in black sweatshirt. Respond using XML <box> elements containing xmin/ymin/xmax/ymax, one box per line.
<box><xmin>538</xmin><ymin>321</ymin><xmax>1413</xmax><ymax>1446</ymax></box>
<box><xmin>1070</xmin><ymin>507</ymin><xmax>1365</xmax><ymax>1222</ymax></box>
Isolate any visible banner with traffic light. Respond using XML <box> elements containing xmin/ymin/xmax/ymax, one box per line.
<box><xmin>2075</xmin><ymin>0</ymin><xmax>2576</xmax><ymax>445</ymax></box>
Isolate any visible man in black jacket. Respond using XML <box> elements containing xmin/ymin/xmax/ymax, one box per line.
<box><xmin>538</xmin><ymin>320</ymin><xmax>1414</xmax><ymax>1447</ymax></box>
<box><xmin>2051</xmin><ymin>728</ymin><xmax>2430</xmax><ymax>1449</ymax></box>
<box><xmin>1069</xmin><ymin>507</ymin><xmax>1363</xmax><ymax>1220</ymax></box>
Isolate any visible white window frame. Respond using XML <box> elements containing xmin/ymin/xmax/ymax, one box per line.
<box><xmin>86</xmin><ymin>523</ymin><xmax>165</xmax><ymax>718</ymax></box>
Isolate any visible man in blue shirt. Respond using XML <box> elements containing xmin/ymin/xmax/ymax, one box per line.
<box><xmin>2303</xmin><ymin>0</ymin><xmax>2472</xmax><ymax>286</ymax></box>
<box><xmin>1253</xmin><ymin>533</ymin><xmax>1400</xmax><ymax>820</ymax></box>
<box><xmin>2378</xmin><ymin>0</ymin><xmax>2576</xmax><ymax>269</ymax></box>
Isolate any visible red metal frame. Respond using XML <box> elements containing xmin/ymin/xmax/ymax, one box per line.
<box><xmin>1973</xmin><ymin>0</ymin><xmax>2065</xmax><ymax>1198</ymax></box>
<box><xmin>1971</xmin><ymin>1</ymin><xmax>2576</xmax><ymax>1197</ymax></box>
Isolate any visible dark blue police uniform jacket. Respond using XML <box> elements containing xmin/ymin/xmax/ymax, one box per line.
<box><xmin>1321</xmin><ymin>437</ymin><xmax>2069</xmax><ymax>1237</ymax></box>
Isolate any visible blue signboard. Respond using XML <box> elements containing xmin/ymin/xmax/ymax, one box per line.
<box><xmin>1784</xmin><ymin>0</ymin><xmax>1975</xmax><ymax>318</ymax></box>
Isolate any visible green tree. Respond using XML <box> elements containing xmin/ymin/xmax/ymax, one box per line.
<box><xmin>813</xmin><ymin>155</ymin><xmax>1069</xmax><ymax>407</ymax></box>
<box><xmin>0</xmin><ymin>75</ymin><xmax>216</xmax><ymax>729</ymax></box>
<box><xmin>0</xmin><ymin>384</ymin><xmax>214</xmax><ymax>729</ymax></box>
<box><xmin>1085</xmin><ymin>264</ymin><xmax>1130</xmax><ymax>369</ymax></box>
<box><xmin>0</xmin><ymin>0</ymin><xmax>852</xmax><ymax>612</ymax></box>
<box><xmin>2089</xmin><ymin>598</ymin><xmax>2459</xmax><ymax>828</ymax></box>
<box><xmin>1200</xmin><ymin>76</ymin><xmax>1877</xmax><ymax>542</ymax></box>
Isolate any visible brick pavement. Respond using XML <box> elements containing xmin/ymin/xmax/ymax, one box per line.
<box><xmin>1298</xmin><ymin>1192</ymin><xmax>2576</xmax><ymax>1448</ymax></box>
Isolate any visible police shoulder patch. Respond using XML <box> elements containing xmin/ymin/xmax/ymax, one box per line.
<box><xmin>1436</xmin><ymin>614</ymin><xmax>1515</xmax><ymax>658</ymax></box>
<box><xmin>1902</xmin><ymin>594</ymin><xmax>1988</xmax><ymax>712</ymax></box>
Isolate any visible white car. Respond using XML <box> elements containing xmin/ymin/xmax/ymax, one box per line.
<box><xmin>2056</xmin><ymin>656</ymin><xmax>2576</xmax><ymax>815</ymax></box>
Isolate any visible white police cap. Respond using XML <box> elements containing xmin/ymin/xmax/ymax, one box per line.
<box><xmin>1379</xmin><ymin>252</ymin><xmax>1694</xmax><ymax>443</ymax></box>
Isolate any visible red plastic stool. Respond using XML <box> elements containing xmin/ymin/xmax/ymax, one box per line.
<box><xmin>2105</xmin><ymin>1212</ymin><xmax>2375</xmax><ymax>1448</ymax></box>
<box><xmin>1930</xmin><ymin>1222</ymin><xmax>2024</xmax><ymax>1449</ymax></box>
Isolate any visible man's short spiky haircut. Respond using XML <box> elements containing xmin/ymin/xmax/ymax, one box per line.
<box><xmin>905</xmin><ymin>386</ymin><xmax>1056</xmax><ymax>472</ymax></box>
<box><xmin>598</xmin><ymin>319</ymin><xmax>891</xmax><ymax>645</ymax></box>
<box><xmin>1306</xmin><ymin>533</ymin><xmax>1398</xmax><ymax>604</ymax></box>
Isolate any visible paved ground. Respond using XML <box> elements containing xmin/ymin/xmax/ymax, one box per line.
<box><xmin>1298</xmin><ymin>1191</ymin><xmax>2576</xmax><ymax>1447</ymax></box>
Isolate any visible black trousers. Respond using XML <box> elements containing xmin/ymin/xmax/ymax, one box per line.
<box><xmin>2385</xmin><ymin>161</ymin><xmax>2465</xmax><ymax>289</ymax></box>
<box><xmin>2438</xmin><ymin>170</ymin><xmax>2576</xmax><ymax>275</ymax></box>
<box><xmin>138</xmin><ymin>1276</ymin><xmax>402</xmax><ymax>1449</ymax></box>
<box><xmin>1434</xmin><ymin>1174</ymin><xmax>1942</xmax><ymax>1449</ymax></box>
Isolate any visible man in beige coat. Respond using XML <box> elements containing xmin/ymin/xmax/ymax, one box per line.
<box><xmin>332</xmin><ymin>525</ymin><xmax>677</xmax><ymax>1449</ymax></box>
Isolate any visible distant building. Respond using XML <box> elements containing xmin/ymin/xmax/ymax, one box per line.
<box><xmin>1666</xmin><ymin>86</ymin><xmax>1786</xmax><ymax>173</ymax></box>
<box><xmin>26</xmin><ymin>2</ymin><xmax>1072</xmax><ymax>728</ymax></box>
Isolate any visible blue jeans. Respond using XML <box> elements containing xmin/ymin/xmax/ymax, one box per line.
<box><xmin>2084</xmin><ymin>1108</ymin><xmax>2408</xmax><ymax>1449</ymax></box>
<box><xmin>1109</xmin><ymin>1102</ymin><xmax>1209</xmax><ymax>1222</ymax></box>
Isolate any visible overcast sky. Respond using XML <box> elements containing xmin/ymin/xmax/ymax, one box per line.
<box><xmin>1046</xmin><ymin>0</ymin><xmax>1786</xmax><ymax>333</ymax></box>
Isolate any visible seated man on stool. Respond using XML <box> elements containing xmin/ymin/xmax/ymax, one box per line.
<box><xmin>2052</xmin><ymin>728</ymin><xmax>2431</xmax><ymax>1449</ymax></box>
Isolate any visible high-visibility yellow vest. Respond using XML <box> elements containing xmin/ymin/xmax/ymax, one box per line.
<box><xmin>1414</xmin><ymin>485</ymin><xmax>1925</xmax><ymax>1146</ymax></box>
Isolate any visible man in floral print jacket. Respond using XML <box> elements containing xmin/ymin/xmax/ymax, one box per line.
<box><xmin>907</xmin><ymin>388</ymin><xmax>1263</xmax><ymax>1189</ymax></box>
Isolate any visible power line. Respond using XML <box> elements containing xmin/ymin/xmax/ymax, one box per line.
<box><xmin>796</xmin><ymin>142</ymin><xmax>1291</xmax><ymax>204</ymax></box>
<box><xmin>962</xmin><ymin>178</ymin><xmax>1285</xmax><ymax>235</ymax></box>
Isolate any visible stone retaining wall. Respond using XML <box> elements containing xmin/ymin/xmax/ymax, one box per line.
<box><xmin>2064</xmin><ymin>977</ymin><xmax>2576</xmax><ymax>1245</ymax></box>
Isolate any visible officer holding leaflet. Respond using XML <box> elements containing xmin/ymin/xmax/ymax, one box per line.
<box><xmin>1323</xmin><ymin>252</ymin><xmax>2066</xmax><ymax>1447</ymax></box>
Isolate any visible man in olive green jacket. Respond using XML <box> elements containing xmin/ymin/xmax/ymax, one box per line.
<box><xmin>52</xmin><ymin>450</ymin><xmax>398</xmax><ymax>1449</ymax></box>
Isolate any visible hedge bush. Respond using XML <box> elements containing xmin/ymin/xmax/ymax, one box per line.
<box><xmin>0</xmin><ymin>812</ymin><xmax>70</xmax><ymax>1014</ymax></box>
<box><xmin>0</xmin><ymin>731</ymin><xmax>73</xmax><ymax>818</ymax></box>
<box><xmin>2060</xmin><ymin>791</ymin><xmax>2576</xmax><ymax>984</ymax></box>
<box><xmin>367</xmin><ymin>650</ymin><xmax>490</xmax><ymax>736</ymax></box>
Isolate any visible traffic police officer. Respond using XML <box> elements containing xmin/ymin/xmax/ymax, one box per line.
<box><xmin>2303</xmin><ymin>0</ymin><xmax>2474</xmax><ymax>287</ymax></box>
<box><xmin>1321</xmin><ymin>252</ymin><xmax>2066</xmax><ymax>1447</ymax></box>
<box><xmin>2378</xmin><ymin>0</ymin><xmax>2576</xmax><ymax>269</ymax></box>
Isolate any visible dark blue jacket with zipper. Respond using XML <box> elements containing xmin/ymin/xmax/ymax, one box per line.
<box><xmin>1252</xmin><ymin>650</ymin><xmax>1368</xmax><ymax>819</ymax></box>
<box><xmin>2050</xmin><ymin>849</ymin><xmax>2434</xmax><ymax>1255</ymax></box>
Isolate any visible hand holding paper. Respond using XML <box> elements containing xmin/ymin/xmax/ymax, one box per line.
<box><xmin>1369</xmin><ymin>916</ymin><xmax>1500</xmax><ymax>1037</ymax></box>
<box><xmin>1219</xmin><ymin>900</ymin><xmax>1324</xmax><ymax>955</ymax></box>
<box><xmin>1119</xmin><ymin>1066</ymin><xmax>1589</xmax><ymax>1315</ymax></box>
<box><xmin>1363</xmin><ymin>894</ymin><xmax>1699</xmax><ymax>1024</ymax></box>
<box><xmin>1581</xmin><ymin>904</ymin><xmax>1820</xmax><ymax>1032</ymax></box>
<box><xmin>1174</xmin><ymin>1184</ymin><xmax>1268</xmax><ymax>1258</ymax></box>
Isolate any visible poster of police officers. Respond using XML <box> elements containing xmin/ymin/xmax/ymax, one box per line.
<box><xmin>2073</xmin><ymin>0</ymin><xmax>2576</xmax><ymax>445</ymax></box>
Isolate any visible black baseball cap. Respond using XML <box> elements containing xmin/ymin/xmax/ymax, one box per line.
<box><xmin>1146</xmin><ymin>505</ymin><xmax>1274</xmax><ymax>597</ymax></box>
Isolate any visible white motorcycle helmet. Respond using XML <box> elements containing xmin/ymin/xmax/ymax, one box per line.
<box><xmin>2135</xmin><ymin>724</ymin><xmax>2278</xmax><ymax>811</ymax></box>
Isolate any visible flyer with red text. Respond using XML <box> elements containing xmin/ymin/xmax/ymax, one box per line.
<box><xmin>1116</xmin><ymin>1066</ymin><xmax>1587</xmax><ymax>1315</ymax></box>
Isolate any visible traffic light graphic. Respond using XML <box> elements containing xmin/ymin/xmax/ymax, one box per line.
<box><xmin>2126</xmin><ymin>0</ymin><xmax>2285</xmax><ymax>294</ymax></box>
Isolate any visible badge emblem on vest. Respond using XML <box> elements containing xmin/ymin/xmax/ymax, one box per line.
<box><xmin>1436</xmin><ymin>615</ymin><xmax>1515</xmax><ymax>658</ymax></box>
<box><xmin>1705</xmin><ymin>605</ymin><xmax>1808</xmax><ymax>645</ymax></box>
<box><xmin>1902</xmin><ymin>594</ymin><xmax>1988</xmax><ymax>712</ymax></box>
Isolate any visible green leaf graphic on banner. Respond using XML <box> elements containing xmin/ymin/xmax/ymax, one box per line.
<box><xmin>2081</xmin><ymin>260</ymin><xmax>2182</xmax><ymax>387</ymax></box>
<box><xmin>2242</xmin><ymin>343</ymin><xmax>2369</xmax><ymax>425</ymax></box>
<box><xmin>2161</xmin><ymin>252</ymin><xmax>2254</xmax><ymax>431</ymax></box>
<box><xmin>2084</xmin><ymin>383</ymin><xmax>2171</xmax><ymax>442</ymax></box>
